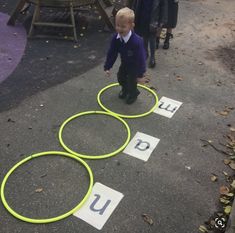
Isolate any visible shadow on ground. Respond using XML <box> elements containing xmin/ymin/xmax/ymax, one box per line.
<box><xmin>215</xmin><ymin>43</ymin><xmax>235</xmax><ymax>75</ymax></box>
<box><xmin>0</xmin><ymin>4</ymin><xmax>112</xmax><ymax>112</ymax></box>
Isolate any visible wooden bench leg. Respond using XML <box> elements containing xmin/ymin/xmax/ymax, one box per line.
<box><xmin>103</xmin><ymin>0</ymin><xmax>113</xmax><ymax>7</ymax></box>
<box><xmin>28</xmin><ymin>1</ymin><xmax>41</xmax><ymax>38</ymax></box>
<box><xmin>95</xmin><ymin>0</ymin><xmax>114</xmax><ymax>31</ymax></box>
<box><xmin>7</xmin><ymin>0</ymin><xmax>27</xmax><ymax>25</ymax></box>
<box><xmin>70</xmin><ymin>3</ymin><xmax>78</xmax><ymax>42</ymax></box>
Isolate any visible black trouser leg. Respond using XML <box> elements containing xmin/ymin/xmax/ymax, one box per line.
<box><xmin>149</xmin><ymin>33</ymin><xmax>156</xmax><ymax>60</ymax></box>
<box><xmin>117</xmin><ymin>65</ymin><xmax>127</xmax><ymax>93</ymax></box>
<box><xmin>118</xmin><ymin>65</ymin><xmax>139</xmax><ymax>98</ymax></box>
<box><xmin>126</xmin><ymin>72</ymin><xmax>138</xmax><ymax>98</ymax></box>
<box><xmin>148</xmin><ymin>33</ymin><xmax>156</xmax><ymax>68</ymax></box>
<box><xmin>125</xmin><ymin>71</ymin><xmax>140</xmax><ymax>104</ymax></box>
<box><xmin>156</xmin><ymin>37</ymin><xmax>160</xmax><ymax>49</ymax></box>
<box><xmin>143</xmin><ymin>36</ymin><xmax>149</xmax><ymax>58</ymax></box>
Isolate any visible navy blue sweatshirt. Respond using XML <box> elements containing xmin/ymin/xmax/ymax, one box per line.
<box><xmin>104</xmin><ymin>31</ymin><xmax>146</xmax><ymax>77</ymax></box>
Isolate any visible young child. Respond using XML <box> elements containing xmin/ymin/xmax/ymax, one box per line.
<box><xmin>104</xmin><ymin>7</ymin><xmax>148</xmax><ymax>105</ymax></box>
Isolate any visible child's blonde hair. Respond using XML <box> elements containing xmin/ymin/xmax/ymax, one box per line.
<box><xmin>116</xmin><ymin>7</ymin><xmax>135</xmax><ymax>23</ymax></box>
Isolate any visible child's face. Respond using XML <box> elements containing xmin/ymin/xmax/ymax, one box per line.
<box><xmin>115</xmin><ymin>16</ymin><xmax>134</xmax><ymax>37</ymax></box>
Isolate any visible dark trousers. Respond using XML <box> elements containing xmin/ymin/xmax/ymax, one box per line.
<box><xmin>143</xmin><ymin>32</ymin><xmax>156</xmax><ymax>60</ymax></box>
<box><xmin>135</xmin><ymin>25</ymin><xmax>156</xmax><ymax>60</ymax></box>
<box><xmin>117</xmin><ymin>65</ymin><xmax>139</xmax><ymax>98</ymax></box>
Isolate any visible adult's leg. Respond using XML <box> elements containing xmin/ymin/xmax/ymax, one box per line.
<box><xmin>156</xmin><ymin>27</ymin><xmax>162</xmax><ymax>49</ymax></box>
<box><xmin>149</xmin><ymin>33</ymin><xmax>156</xmax><ymax>68</ymax></box>
<box><xmin>142</xmin><ymin>35</ymin><xmax>149</xmax><ymax>58</ymax></box>
<box><xmin>163</xmin><ymin>28</ymin><xmax>173</xmax><ymax>49</ymax></box>
<box><xmin>163</xmin><ymin>0</ymin><xmax>178</xmax><ymax>49</ymax></box>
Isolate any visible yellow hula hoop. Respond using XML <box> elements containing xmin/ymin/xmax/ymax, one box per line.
<box><xmin>0</xmin><ymin>151</ymin><xmax>93</xmax><ymax>224</ymax></box>
<box><xmin>97</xmin><ymin>83</ymin><xmax>159</xmax><ymax>118</ymax></box>
<box><xmin>59</xmin><ymin>111</ymin><xmax>131</xmax><ymax>159</ymax></box>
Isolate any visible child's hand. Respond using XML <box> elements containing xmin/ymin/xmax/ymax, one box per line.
<box><xmin>105</xmin><ymin>70</ymin><xmax>110</xmax><ymax>77</ymax></box>
<box><xmin>137</xmin><ymin>75</ymin><xmax>150</xmax><ymax>84</ymax></box>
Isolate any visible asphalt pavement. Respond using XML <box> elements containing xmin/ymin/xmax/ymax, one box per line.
<box><xmin>0</xmin><ymin>0</ymin><xmax>235</xmax><ymax>233</ymax></box>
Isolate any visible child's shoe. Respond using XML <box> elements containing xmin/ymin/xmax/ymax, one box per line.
<box><xmin>126</xmin><ymin>90</ymin><xmax>140</xmax><ymax>104</ymax></box>
<box><xmin>118</xmin><ymin>90</ymin><xmax>127</xmax><ymax>99</ymax></box>
<box><xmin>126</xmin><ymin>95</ymin><xmax>137</xmax><ymax>104</ymax></box>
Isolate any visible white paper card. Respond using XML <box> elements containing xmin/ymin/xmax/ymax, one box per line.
<box><xmin>73</xmin><ymin>182</ymin><xmax>124</xmax><ymax>230</ymax></box>
<box><xmin>154</xmin><ymin>96</ymin><xmax>182</xmax><ymax>118</ymax></box>
<box><xmin>123</xmin><ymin>132</ymin><xmax>160</xmax><ymax>161</ymax></box>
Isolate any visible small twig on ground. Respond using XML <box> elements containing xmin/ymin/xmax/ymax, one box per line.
<box><xmin>200</xmin><ymin>139</ymin><xmax>232</xmax><ymax>156</ymax></box>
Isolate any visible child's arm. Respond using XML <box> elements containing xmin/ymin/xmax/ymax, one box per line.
<box><xmin>105</xmin><ymin>70</ymin><xmax>110</xmax><ymax>77</ymax></box>
<box><xmin>135</xmin><ymin>38</ymin><xmax>147</xmax><ymax>81</ymax></box>
<box><xmin>104</xmin><ymin>35</ymin><xmax>119</xmax><ymax>75</ymax></box>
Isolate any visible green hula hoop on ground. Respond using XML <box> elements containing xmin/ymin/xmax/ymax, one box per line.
<box><xmin>59</xmin><ymin>111</ymin><xmax>131</xmax><ymax>159</ymax></box>
<box><xmin>97</xmin><ymin>83</ymin><xmax>159</xmax><ymax>119</ymax></box>
<box><xmin>0</xmin><ymin>151</ymin><xmax>93</xmax><ymax>224</ymax></box>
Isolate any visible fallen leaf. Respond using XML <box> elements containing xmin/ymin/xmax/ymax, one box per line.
<box><xmin>224</xmin><ymin>193</ymin><xmax>234</xmax><ymax>197</ymax></box>
<box><xmin>219</xmin><ymin>111</ymin><xmax>229</xmax><ymax>116</ymax></box>
<box><xmin>35</xmin><ymin>188</ymin><xmax>43</xmax><ymax>193</ymax></box>
<box><xmin>216</xmin><ymin>80</ymin><xmax>222</xmax><ymax>86</ymax></box>
<box><xmin>220</xmin><ymin>186</ymin><xmax>230</xmax><ymax>195</ymax></box>
<box><xmin>199</xmin><ymin>225</ymin><xmax>208</xmax><ymax>232</ymax></box>
<box><xmin>230</xmin><ymin>127</ymin><xmax>235</xmax><ymax>132</ymax></box>
<box><xmin>88</xmin><ymin>55</ymin><xmax>96</xmax><ymax>60</ymax></box>
<box><xmin>220</xmin><ymin>198</ymin><xmax>230</xmax><ymax>204</ymax></box>
<box><xmin>224</xmin><ymin>159</ymin><xmax>231</xmax><ymax>165</ymax></box>
<box><xmin>142</xmin><ymin>214</ymin><xmax>154</xmax><ymax>225</ymax></box>
<box><xmin>176</xmin><ymin>76</ymin><xmax>183</xmax><ymax>81</ymax></box>
<box><xmin>218</xmin><ymin>107</ymin><xmax>234</xmax><ymax>116</ymax></box>
<box><xmin>211</xmin><ymin>175</ymin><xmax>218</xmax><ymax>182</ymax></box>
<box><xmin>7</xmin><ymin>118</ymin><xmax>15</xmax><ymax>123</ymax></box>
<box><xmin>224</xmin><ymin>206</ymin><xmax>232</xmax><ymax>215</ymax></box>
<box><xmin>149</xmin><ymin>86</ymin><xmax>158</xmax><ymax>91</ymax></box>
<box><xmin>230</xmin><ymin>180</ymin><xmax>235</xmax><ymax>189</ymax></box>
<box><xmin>40</xmin><ymin>174</ymin><xmax>47</xmax><ymax>178</ymax></box>
<box><xmin>228</xmin><ymin>161</ymin><xmax>235</xmax><ymax>170</ymax></box>
<box><xmin>227</xmin><ymin>134</ymin><xmax>235</xmax><ymax>143</ymax></box>
<box><xmin>201</xmin><ymin>142</ymin><xmax>208</xmax><ymax>147</ymax></box>
<box><xmin>223</xmin><ymin>171</ymin><xmax>229</xmax><ymax>176</ymax></box>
